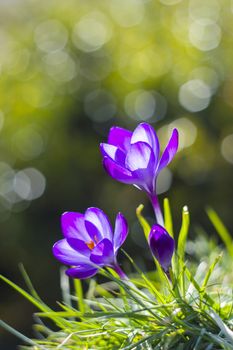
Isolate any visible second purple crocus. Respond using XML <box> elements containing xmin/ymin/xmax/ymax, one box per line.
<box><xmin>100</xmin><ymin>123</ymin><xmax>179</xmax><ymax>226</ymax></box>
<box><xmin>149</xmin><ymin>224</ymin><xmax>175</xmax><ymax>272</ymax></box>
<box><xmin>53</xmin><ymin>207</ymin><xmax>128</xmax><ymax>279</ymax></box>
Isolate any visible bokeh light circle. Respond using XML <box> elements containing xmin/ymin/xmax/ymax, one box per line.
<box><xmin>189</xmin><ymin>19</ymin><xmax>221</xmax><ymax>51</ymax></box>
<box><xmin>109</xmin><ymin>0</ymin><xmax>144</xmax><ymax>27</ymax></box>
<box><xmin>72</xmin><ymin>12</ymin><xmax>112</xmax><ymax>52</ymax></box>
<box><xmin>179</xmin><ymin>79</ymin><xmax>211</xmax><ymax>112</ymax></box>
<box><xmin>34</xmin><ymin>20</ymin><xmax>68</xmax><ymax>52</ymax></box>
<box><xmin>124</xmin><ymin>90</ymin><xmax>167</xmax><ymax>121</ymax></box>
<box><xmin>221</xmin><ymin>134</ymin><xmax>233</xmax><ymax>164</ymax></box>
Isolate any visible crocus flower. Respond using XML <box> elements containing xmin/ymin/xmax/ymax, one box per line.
<box><xmin>53</xmin><ymin>207</ymin><xmax>128</xmax><ymax>279</ymax></box>
<box><xmin>149</xmin><ymin>224</ymin><xmax>175</xmax><ymax>272</ymax></box>
<box><xmin>100</xmin><ymin>123</ymin><xmax>178</xmax><ymax>225</ymax></box>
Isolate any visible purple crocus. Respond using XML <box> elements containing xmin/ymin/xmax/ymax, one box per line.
<box><xmin>52</xmin><ymin>207</ymin><xmax>128</xmax><ymax>279</ymax></box>
<box><xmin>149</xmin><ymin>224</ymin><xmax>175</xmax><ymax>272</ymax></box>
<box><xmin>100</xmin><ymin>123</ymin><xmax>178</xmax><ymax>226</ymax></box>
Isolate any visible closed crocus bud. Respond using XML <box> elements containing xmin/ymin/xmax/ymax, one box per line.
<box><xmin>149</xmin><ymin>224</ymin><xmax>175</xmax><ymax>272</ymax></box>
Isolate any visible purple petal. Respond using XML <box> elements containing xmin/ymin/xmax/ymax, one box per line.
<box><xmin>103</xmin><ymin>157</ymin><xmax>134</xmax><ymax>184</ymax></box>
<box><xmin>61</xmin><ymin>212</ymin><xmax>90</xmax><ymax>242</ymax></box>
<box><xmin>52</xmin><ymin>239</ymin><xmax>89</xmax><ymax>265</ymax></box>
<box><xmin>126</xmin><ymin>142</ymin><xmax>155</xmax><ymax>171</ymax></box>
<box><xmin>100</xmin><ymin>143</ymin><xmax>126</xmax><ymax>166</ymax></box>
<box><xmin>113</xmin><ymin>212</ymin><xmax>128</xmax><ymax>252</ymax></box>
<box><xmin>85</xmin><ymin>207</ymin><xmax>113</xmax><ymax>241</ymax></box>
<box><xmin>90</xmin><ymin>238</ymin><xmax>114</xmax><ymax>265</ymax></box>
<box><xmin>125</xmin><ymin>142</ymin><xmax>156</xmax><ymax>194</ymax></box>
<box><xmin>66</xmin><ymin>238</ymin><xmax>91</xmax><ymax>255</ymax></box>
<box><xmin>66</xmin><ymin>265</ymin><xmax>98</xmax><ymax>279</ymax></box>
<box><xmin>158</xmin><ymin>129</ymin><xmax>179</xmax><ymax>172</ymax></box>
<box><xmin>149</xmin><ymin>224</ymin><xmax>175</xmax><ymax>271</ymax></box>
<box><xmin>108</xmin><ymin>126</ymin><xmax>132</xmax><ymax>152</ymax></box>
<box><xmin>131</xmin><ymin>123</ymin><xmax>160</xmax><ymax>165</ymax></box>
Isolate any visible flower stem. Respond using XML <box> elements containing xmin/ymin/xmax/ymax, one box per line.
<box><xmin>112</xmin><ymin>264</ymin><xmax>128</xmax><ymax>280</ymax></box>
<box><xmin>149</xmin><ymin>193</ymin><xmax>164</xmax><ymax>226</ymax></box>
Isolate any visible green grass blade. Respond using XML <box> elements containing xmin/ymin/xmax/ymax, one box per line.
<box><xmin>0</xmin><ymin>274</ymin><xmax>50</xmax><ymax>313</ymax></box>
<box><xmin>18</xmin><ymin>263</ymin><xmax>42</xmax><ymax>301</ymax></box>
<box><xmin>0</xmin><ymin>274</ymin><xmax>67</xmax><ymax>329</ymax></box>
<box><xmin>201</xmin><ymin>254</ymin><xmax>222</xmax><ymax>293</ymax></box>
<box><xmin>183</xmin><ymin>265</ymin><xmax>216</xmax><ymax>308</ymax></box>
<box><xmin>209</xmin><ymin>310</ymin><xmax>233</xmax><ymax>344</ymax></box>
<box><xmin>121</xmin><ymin>249</ymin><xmax>166</xmax><ymax>303</ymax></box>
<box><xmin>177</xmin><ymin>205</ymin><xmax>190</xmax><ymax>263</ymax></box>
<box><xmin>136</xmin><ymin>204</ymin><xmax>151</xmax><ymax>240</ymax></box>
<box><xmin>36</xmin><ymin>311</ymin><xmax>80</xmax><ymax>318</ymax></box>
<box><xmin>60</xmin><ymin>267</ymin><xmax>72</xmax><ymax>307</ymax></box>
<box><xmin>0</xmin><ymin>320</ymin><xmax>43</xmax><ymax>348</ymax></box>
<box><xmin>206</xmin><ymin>207</ymin><xmax>233</xmax><ymax>258</ymax></box>
<box><xmin>176</xmin><ymin>206</ymin><xmax>190</xmax><ymax>295</ymax></box>
<box><xmin>164</xmin><ymin>197</ymin><xmax>174</xmax><ymax>238</ymax></box>
<box><xmin>74</xmin><ymin>278</ymin><xmax>85</xmax><ymax>314</ymax></box>
<box><xmin>199</xmin><ymin>254</ymin><xmax>222</xmax><ymax>309</ymax></box>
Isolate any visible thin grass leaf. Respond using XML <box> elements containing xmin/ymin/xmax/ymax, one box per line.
<box><xmin>0</xmin><ymin>274</ymin><xmax>67</xmax><ymax>329</ymax></box>
<box><xmin>60</xmin><ymin>267</ymin><xmax>72</xmax><ymax>307</ymax></box>
<box><xmin>164</xmin><ymin>197</ymin><xmax>174</xmax><ymax>238</ymax></box>
<box><xmin>183</xmin><ymin>265</ymin><xmax>216</xmax><ymax>308</ymax></box>
<box><xmin>207</xmin><ymin>207</ymin><xmax>233</xmax><ymax>258</ymax></box>
<box><xmin>201</xmin><ymin>254</ymin><xmax>222</xmax><ymax>295</ymax></box>
<box><xmin>136</xmin><ymin>204</ymin><xmax>151</xmax><ymax>239</ymax></box>
<box><xmin>121</xmin><ymin>249</ymin><xmax>166</xmax><ymax>304</ymax></box>
<box><xmin>0</xmin><ymin>320</ymin><xmax>44</xmax><ymax>349</ymax></box>
<box><xmin>0</xmin><ymin>274</ymin><xmax>51</xmax><ymax>313</ymax></box>
<box><xmin>105</xmin><ymin>266</ymin><xmax>132</xmax><ymax>312</ymax></box>
<box><xmin>121</xmin><ymin>333</ymin><xmax>158</xmax><ymax>350</ymax></box>
<box><xmin>177</xmin><ymin>206</ymin><xmax>190</xmax><ymax>263</ymax></box>
<box><xmin>18</xmin><ymin>263</ymin><xmax>42</xmax><ymax>301</ymax></box>
<box><xmin>36</xmin><ymin>311</ymin><xmax>80</xmax><ymax>318</ymax></box>
<box><xmin>177</xmin><ymin>206</ymin><xmax>190</xmax><ymax>296</ymax></box>
<box><xmin>101</xmin><ymin>269</ymin><xmax>159</xmax><ymax>318</ymax></box>
<box><xmin>209</xmin><ymin>310</ymin><xmax>233</xmax><ymax>344</ymax></box>
<box><xmin>73</xmin><ymin>278</ymin><xmax>85</xmax><ymax>314</ymax></box>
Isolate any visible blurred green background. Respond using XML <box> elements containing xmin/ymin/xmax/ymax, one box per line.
<box><xmin>0</xmin><ymin>0</ymin><xmax>233</xmax><ymax>348</ymax></box>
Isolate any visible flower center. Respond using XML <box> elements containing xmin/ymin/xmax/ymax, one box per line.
<box><xmin>86</xmin><ymin>240</ymin><xmax>95</xmax><ymax>250</ymax></box>
<box><xmin>85</xmin><ymin>235</ymin><xmax>98</xmax><ymax>250</ymax></box>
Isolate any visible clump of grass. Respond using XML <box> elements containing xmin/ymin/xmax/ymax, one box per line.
<box><xmin>1</xmin><ymin>200</ymin><xmax>233</xmax><ymax>349</ymax></box>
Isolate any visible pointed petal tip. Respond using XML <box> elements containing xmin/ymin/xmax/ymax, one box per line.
<box><xmin>84</xmin><ymin>207</ymin><xmax>113</xmax><ymax>241</ymax></box>
<box><xmin>172</xmin><ymin>127</ymin><xmax>179</xmax><ymax>138</ymax></box>
<box><xmin>107</xmin><ymin>126</ymin><xmax>133</xmax><ymax>151</ymax></box>
<box><xmin>99</xmin><ymin>142</ymin><xmax>105</xmax><ymax>155</ymax></box>
<box><xmin>114</xmin><ymin>212</ymin><xmax>128</xmax><ymax>252</ymax></box>
<box><xmin>172</xmin><ymin>127</ymin><xmax>179</xmax><ymax>142</ymax></box>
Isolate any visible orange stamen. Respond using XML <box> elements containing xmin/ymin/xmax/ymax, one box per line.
<box><xmin>86</xmin><ymin>240</ymin><xmax>95</xmax><ymax>250</ymax></box>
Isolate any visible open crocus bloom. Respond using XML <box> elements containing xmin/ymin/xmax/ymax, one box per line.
<box><xmin>100</xmin><ymin>123</ymin><xmax>178</xmax><ymax>196</ymax></box>
<box><xmin>53</xmin><ymin>207</ymin><xmax>128</xmax><ymax>279</ymax></box>
<box><xmin>149</xmin><ymin>224</ymin><xmax>175</xmax><ymax>272</ymax></box>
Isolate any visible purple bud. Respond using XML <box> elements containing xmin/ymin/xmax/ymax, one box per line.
<box><xmin>149</xmin><ymin>224</ymin><xmax>175</xmax><ymax>272</ymax></box>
